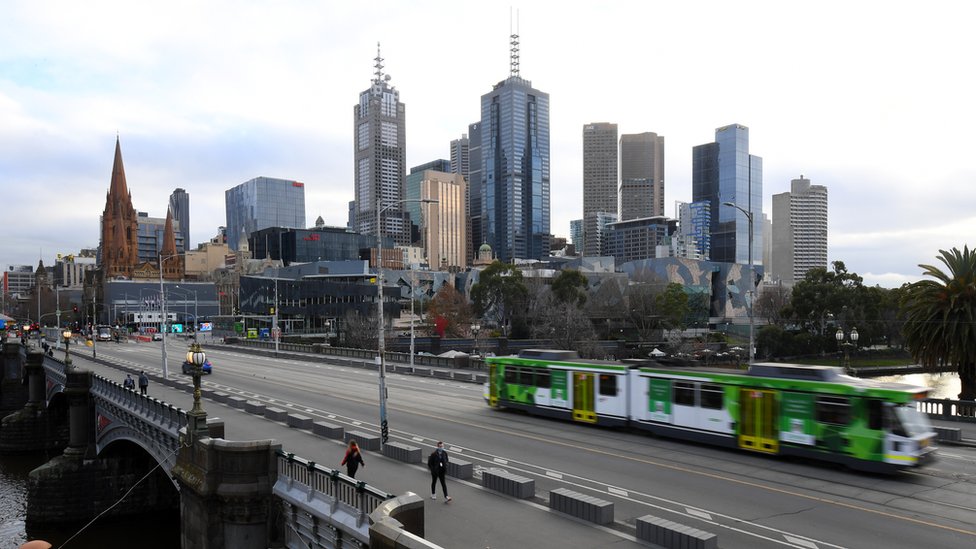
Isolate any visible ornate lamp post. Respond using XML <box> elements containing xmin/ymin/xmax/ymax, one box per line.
<box><xmin>62</xmin><ymin>329</ymin><xmax>72</xmax><ymax>368</ymax></box>
<box><xmin>472</xmin><ymin>323</ymin><xmax>481</xmax><ymax>357</ymax></box>
<box><xmin>835</xmin><ymin>327</ymin><xmax>859</xmax><ymax>374</ymax></box>
<box><xmin>185</xmin><ymin>342</ymin><xmax>209</xmax><ymax>443</ymax></box>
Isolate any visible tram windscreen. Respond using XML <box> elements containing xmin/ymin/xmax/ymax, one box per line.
<box><xmin>893</xmin><ymin>405</ymin><xmax>934</xmax><ymax>437</ymax></box>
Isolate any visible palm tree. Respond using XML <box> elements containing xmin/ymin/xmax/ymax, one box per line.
<box><xmin>901</xmin><ymin>246</ymin><xmax>976</xmax><ymax>400</ymax></box>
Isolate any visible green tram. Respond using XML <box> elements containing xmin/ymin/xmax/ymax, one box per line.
<box><xmin>485</xmin><ymin>350</ymin><xmax>937</xmax><ymax>473</ymax></box>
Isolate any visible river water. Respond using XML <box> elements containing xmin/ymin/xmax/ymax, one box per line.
<box><xmin>0</xmin><ymin>372</ymin><xmax>962</xmax><ymax>547</ymax></box>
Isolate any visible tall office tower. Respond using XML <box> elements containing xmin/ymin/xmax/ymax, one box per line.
<box><xmin>415</xmin><ymin>170</ymin><xmax>468</xmax><ymax>270</ymax></box>
<box><xmin>406</xmin><ymin>160</ymin><xmax>451</xmax><ymax>243</ymax></box>
<box><xmin>569</xmin><ymin>219</ymin><xmax>583</xmax><ymax>251</ymax></box>
<box><xmin>353</xmin><ymin>44</ymin><xmax>409</xmax><ymax>246</ymax></box>
<box><xmin>582</xmin><ymin>123</ymin><xmax>618</xmax><ymax>257</ymax></box>
<box><xmin>225</xmin><ymin>176</ymin><xmax>306</xmax><ymax>251</ymax></box>
<box><xmin>771</xmin><ymin>175</ymin><xmax>827</xmax><ymax>284</ymax></box>
<box><xmin>692</xmin><ymin>124</ymin><xmax>763</xmax><ymax>265</ymax></box>
<box><xmin>675</xmin><ymin>200</ymin><xmax>711</xmax><ymax>260</ymax></box>
<box><xmin>99</xmin><ymin>137</ymin><xmax>140</xmax><ymax>279</ymax></box>
<box><xmin>136</xmin><ymin>210</ymin><xmax>186</xmax><ymax>263</ymax></box>
<box><xmin>619</xmin><ymin>132</ymin><xmax>665</xmax><ymax>221</ymax></box>
<box><xmin>168</xmin><ymin>188</ymin><xmax>190</xmax><ymax>248</ymax></box>
<box><xmin>477</xmin><ymin>33</ymin><xmax>550</xmax><ymax>261</ymax></box>
<box><xmin>450</xmin><ymin>134</ymin><xmax>470</xmax><ymax>179</ymax></box>
<box><xmin>583</xmin><ymin>212</ymin><xmax>617</xmax><ymax>257</ymax></box>
<box><xmin>762</xmin><ymin>213</ymin><xmax>772</xmax><ymax>279</ymax></box>
<box><xmin>466</xmin><ymin>122</ymin><xmax>482</xmax><ymax>265</ymax></box>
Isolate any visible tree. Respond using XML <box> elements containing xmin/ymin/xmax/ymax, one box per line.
<box><xmin>900</xmin><ymin>246</ymin><xmax>976</xmax><ymax>400</ymax></box>
<box><xmin>551</xmin><ymin>269</ymin><xmax>588</xmax><ymax>307</ymax></box>
<box><xmin>754</xmin><ymin>284</ymin><xmax>791</xmax><ymax>327</ymax></box>
<box><xmin>424</xmin><ymin>284</ymin><xmax>472</xmax><ymax>338</ymax></box>
<box><xmin>530</xmin><ymin>292</ymin><xmax>601</xmax><ymax>358</ymax></box>
<box><xmin>624</xmin><ymin>282</ymin><xmax>689</xmax><ymax>342</ymax></box>
<box><xmin>470</xmin><ymin>261</ymin><xmax>528</xmax><ymax>335</ymax></box>
<box><xmin>341</xmin><ymin>310</ymin><xmax>377</xmax><ymax>349</ymax></box>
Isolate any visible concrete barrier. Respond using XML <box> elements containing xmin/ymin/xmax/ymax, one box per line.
<box><xmin>446</xmin><ymin>458</ymin><xmax>473</xmax><ymax>480</ymax></box>
<box><xmin>636</xmin><ymin>515</ymin><xmax>717</xmax><ymax>549</ymax></box>
<box><xmin>432</xmin><ymin>370</ymin><xmax>452</xmax><ymax>379</ymax></box>
<box><xmin>264</xmin><ymin>407</ymin><xmax>288</xmax><ymax>422</ymax></box>
<box><xmin>286</xmin><ymin>413</ymin><xmax>313</xmax><ymax>429</ymax></box>
<box><xmin>244</xmin><ymin>400</ymin><xmax>266</xmax><ymax>415</ymax></box>
<box><xmin>548</xmin><ymin>488</ymin><xmax>613</xmax><ymax>525</ymax></box>
<box><xmin>346</xmin><ymin>430</ymin><xmax>381</xmax><ymax>451</ymax></box>
<box><xmin>312</xmin><ymin>421</ymin><xmax>344</xmax><ymax>439</ymax></box>
<box><xmin>481</xmin><ymin>470</ymin><xmax>534</xmax><ymax>499</ymax></box>
<box><xmin>211</xmin><ymin>391</ymin><xmax>230</xmax><ymax>403</ymax></box>
<box><xmin>383</xmin><ymin>442</ymin><xmax>422</xmax><ymax>463</ymax></box>
<box><xmin>934</xmin><ymin>426</ymin><xmax>962</xmax><ymax>443</ymax></box>
<box><xmin>227</xmin><ymin>396</ymin><xmax>247</xmax><ymax>409</ymax></box>
<box><xmin>453</xmin><ymin>372</ymin><xmax>474</xmax><ymax>382</ymax></box>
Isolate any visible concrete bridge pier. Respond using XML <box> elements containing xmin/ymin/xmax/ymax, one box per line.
<box><xmin>173</xmin><ymin>437</ymin><xmax>280</xmax><ymax>549</ymax></box>
<box><xmin>0</xmin><ymin>350</ymin><xmax>68</xmax><ymax>453</ymax></box>
<box><xmin>1</xmin><ymin>342</ymin><xmax>27</xmax><ymax>416</ymax></box>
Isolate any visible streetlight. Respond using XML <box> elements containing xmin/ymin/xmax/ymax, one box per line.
<box><xmin>158</xmin><ymin>252</ymin><xmax>183</xmax><ymax>379</ymax></box>
<box><xmin>835</xmin><ymin>327</ymin><xmax>859</xmax><ymax>375</ymax></box>
<box><xmin>184</xmin><ymin>342</ymin><xmax>209</xmax><ymax>443</ymax></box>
<box><xmin>472</xmin><ymin>323</ymin><xmax>481</xmax><ymax>357</ymax></box>
<box><xmin>375</xmin><ymin>197</ymin><xmax>438</xmax><ymax>447</ymax></box>
<box><xmin>173</xmin><ymin>286</ymin><xmax>199</xmax><ymax>343</ymax></box>
<box><xmin>722</xmin><ymin>201</ymin><xmax>755</xmax><ymax>364</ymax></box>
<box><xmin>62</xmin><ymin>329</ymin><xmax>72</xmax><ymax>368</ymax></box>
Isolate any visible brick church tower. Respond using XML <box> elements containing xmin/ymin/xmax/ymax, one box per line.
<box><xmin>160</xmin><ymin>207</ymin><xmax>185</xmax><ymax>280</ymax></box>
<box><xmin>100</xmin><ymin>137</ymin><xmax>140</xmax><ymax>279</ymax></box>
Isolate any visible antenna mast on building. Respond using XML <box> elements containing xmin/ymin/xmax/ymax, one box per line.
<box><xmin>373</xmin><ymin>42</ymin><xmax>384</xmax><ymax>84</ymax></box>
<box><xmin>509</xmin><ymin>8</ymin><xmax>520</xmax><ymax>77</ymax></box>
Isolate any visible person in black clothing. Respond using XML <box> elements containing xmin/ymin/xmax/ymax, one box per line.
<box><xmin>341</xmin><ymin>440</ymin><xmax>365</xmax><ymax>478</ymax></box>
<box><xmin>427</xmin><ymin>441</ymin><xmax>452</xmax><ymax>502</ymax></box>
<box><xmin>123</xmin><ymin>374</ymin><xmax>135</xmax><ymax>390</ymax></box>
<box><xmin>138</xmin><ymin>371</ymin><xmax>149</xmax><ymax>395</ymax></box>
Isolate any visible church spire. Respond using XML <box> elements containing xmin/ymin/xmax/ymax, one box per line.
<box><xmin>109</xmin><ymin>136</ymin><xmax>129</xmax><ymax>200</ymax></box>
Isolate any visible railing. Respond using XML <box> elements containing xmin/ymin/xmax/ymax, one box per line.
<box><xmin>918</xmin><ymin>398</ymin><xmax>976</xmax><ymax>423</ymax></box>
<box><xmin>231</xmin><ymin>339</ymin><xmax>487</xmax><ymax>370</ymax></box>
<box><xmin>90</xmin><ymin>374</ymin><xmax>188</xmax><ymax>433</ymax></box>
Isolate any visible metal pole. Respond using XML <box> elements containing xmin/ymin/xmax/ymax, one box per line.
<box><xmin>159</xmin><ymin>253</ymin><xmax>168</xmax><ymax>379</ymax></box>
<box><xmin>55</xmin><ymin>285</ymin><xmax>61</xmax><ymax>350</ymax></box>
<box><xmin>376</xmin><ymin>198</ymin><xmax>388</xmax><ymax>447</ymax></box>
<box><xmin>91</xmin><ymin>290</ymin><xmax>96</xmax><ymax>359</ymax></box>
<box><xmin>747</xmin><ymin>212</ymin><xmax>754</xmax><ymax>364</ymax></box>
<box><xmin>410</xmin><ymin>269</ymin><xmax>415</xmax><ymax>369</ymax></box>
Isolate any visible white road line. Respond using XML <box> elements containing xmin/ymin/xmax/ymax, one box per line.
<box><xmin>352</xmin><ymin>421</ymin><xmax>362</xmax><ymax>426</ymax></box>
<box><xmin>305</xmin><ymin>408</ymin><xmax>314</xmax><ymax>412</ymax></box>
<box><xmin>412</xmin><ymin>437</ymin><xmax>424</xmax><ymax>442</ymax></box>
<box><xmin>545</xmin><ymin>471</ymin><xmax>562</xmax><ymax>479</ymax></box>
<box><xmin>784</xmin><ymin>535</ymin><xmax>819</xmax><ymax>549</ymax></box>
<box><xmin>449</xmin><ymin>446</ymin><xmax>462</xmax><ymax>453</ymax></box>
<box><xmin>686</xmin><ymin>508</ymin><xmax>712</xmax><ymax>521</ymax></box>
<box><xmin>493</xmin><ymin>458</ymin><xmax>509</xmax><ymax>465</ymax></box>
<box><xmin>608</xmin><ymin>487</ymin><xmax>628</xmax><ymax>497</ymax></box>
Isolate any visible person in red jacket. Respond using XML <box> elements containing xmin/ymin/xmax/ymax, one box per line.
<box><xmin>341</xmin><ymin>440</ymin><xmax>365</xmax><ymax>478</ymax></box>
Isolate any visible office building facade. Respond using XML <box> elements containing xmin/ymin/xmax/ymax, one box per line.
<box><xmin>604</xmin><ymin>217</ymin><xmax>677</xmax><ymax>265</ymax></box>
<box><xmin>405</xmin><ymin>166</ymin><xmax>468</xmax><ymax>269</ymax></box>
<box><xmin>582</xmin><ymin>123</ymin><xmax>618</xmax><ymax>257</ymax></box>
<box><xmin>692</xmin><ymin>124</ymin><xmax>763</xmax><ymax>266</ymax></box>
<box><xmin>353</xmin><ymin>45</ymin><xmax>409</xmax><ymax>246</ymax></box>
<box><xmin>466</xmin><ymin>122</ymin><xmax>483</xmax><ymax>265</ymax></box>
<box><xmin>771</xmin><ymin>175</ymin><xmax>827</xmax><ymax>284</ymax></box>
<box><xmin>619</xmin><ymin>132</ymin><xmax>665</xmax><ymax>221</ymax></box>
<box><xmin>225</xmin><ymin>176</ymin><xmax>306</xmax><ymax>251</ymax></box>
<box><xmin>450</xmin><ymin>134</ymin><xmax>470</xmax><ymax>179</ymax></box>
<box><xmin>675</xmin><ymin>201</ymin><xmax>711</xmax><ymax>260</ymax></box>
<box><xmin>168</xmin><ymin>188</ymin><xmax>190</xmax><ymax>249</ymax></box>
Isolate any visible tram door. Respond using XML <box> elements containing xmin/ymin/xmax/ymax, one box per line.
<box><xmin>738</xmin><ymin>389</ymin><xmax>779</xmax><ymax>453</ymax></box>
<box><xmin>572</xmin><ymin>372</ymin><xmax>597</xmax><ymax>423</ymax></box>
<box><xmin>488</xmin><ymin>363</ymin><xmax>498</xmax><ymax>407</ymax></box>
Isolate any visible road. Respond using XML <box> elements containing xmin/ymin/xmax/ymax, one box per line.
<box><xmin>66</xmin><ymin>339</ymin><xmax>976</xmax><ymax>548</ymax></box>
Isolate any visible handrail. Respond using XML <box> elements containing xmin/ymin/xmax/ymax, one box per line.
<box><xmin>917</xmin><ymin>397</ymin><xmax>976</xmax><ymax>423</ymax></box>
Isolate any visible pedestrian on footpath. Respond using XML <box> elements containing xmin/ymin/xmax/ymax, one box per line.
<box><xmin>341</xmin><ymin>440</ymin><xmax>365</xmax><ymax>479</ymax></box>
<box><xmin>138</xmin><ymin>371</ymin><xmax>149</xmax><ymax>395</ymax></box>
<box><xmin>123</xmin><ymin>374</ymin><xmax>135</xmax><ymax>391</ymax></box>
<box><xmin>427</xmin><ymin>441</ymin><xmax>452</xmax><ymax>502</ymax></box>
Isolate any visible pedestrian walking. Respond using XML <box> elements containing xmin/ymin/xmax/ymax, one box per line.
<box><xmin>427</xmin><ymin>441</ymin><xmax>452</xmax><ymax>502</ymax></box>
<box><xmin>341</xmin><ymin>440</ymin><xmax>365</xmax><ymax>478</ymax></box>
<box><xmin>138</xmin><ymin>371</ymin><xmax>149</xmax><ymax>395</ymax></box>
<box><xmin>123</xmin><ymin>374</ymin><xmax>135</xmax><ymax>390</ymax></box>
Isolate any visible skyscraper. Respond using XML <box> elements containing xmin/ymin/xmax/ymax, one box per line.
<box><xmin>353</xmin><ymin>44</ymin><xmax>409</xmax><ymax>246</ymax></box>
<box><xmin>450</xmin><ymin>134</ymin><xmax>470</xmax><ymax>179</ymax></box>
<box><xmin>168</xmin><ymin>188</ymin><xmax>190</xmax><ymax>249</ymax></box>
<box><xmin>692</xmin><ymin>124</ymin><xmax>763</xmax><ymax>266</ymax></box>
<box><xmin>466</xmin><ymin>122</ymin><xmax>482</xmax><ymax>265</ymax></box>
<box><xmin>771</xmin><ymin>175</ymin><xmax>827</xmax><ymax>284</ymax></box>
<box><xmin>225</xmin><ymin>177</ymin><xmax>306</xmax><ymax>251</ymax></box>
<box><xmin>477</xmin><ymin>34</ymin><xmax>550</xmax><ymax>262</ymax></box>
<box><xmin>619</xmin><ymin>132</ymin><xmax>665</xmax><ymax>221</ymax></box>
<box><xmin>582</xmin><ymin>123</ymin><xmax>618</xmax><ymax>257</ymax></box>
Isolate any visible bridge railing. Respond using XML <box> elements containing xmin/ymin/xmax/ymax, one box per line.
<box><xmin>918</xmin><ymin>398</ymin><xmax>976</xmax><ymax>423</ymax></box>
<box><xmin>90</xmin><ymin>374</ymin><xmax>188</xmax><ymax>433</ymax></box>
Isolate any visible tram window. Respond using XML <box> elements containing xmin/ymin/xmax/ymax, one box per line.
<box><xmin>700</xmin><ymin>384</ymin><xmax>724</xmax><ymax>409</ymax></box>
<box><xmin>519</xmin><ymin>368</ymin><xmax>534</xmax><ymax>386</ymax></box>
<box><xmin>816</xmin><ymin>396</ymin><xmax>851</xmax><ymax>425</ymax></box>
<box><xmin>504</xmin><ymin>367</ymin><xmax>519</xmax><ymax>384</ymax></box>
<box><xmin>674</xmin><ymin>381</ymin><xmax>695</xmax><ymax>406</ymax></box>
<box><xmin>599</xmin><ymin>374</ymin><xmax>618</xmax><ymax>396</ymax></box>
<box><xmin>867</xmin><ymin>399</ymin><xmax>883</xmax><ymax>430</ymax></box>
<box><xmin>536</xmin><ymin>369</ymin><xmax>551</xmax><ymax>388</ymax></box>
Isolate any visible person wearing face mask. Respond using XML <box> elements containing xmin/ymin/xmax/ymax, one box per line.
<box><xmin>427</xmin><ymin>441</ymin><xmax>452</xmax><ymax>502</ymax></box>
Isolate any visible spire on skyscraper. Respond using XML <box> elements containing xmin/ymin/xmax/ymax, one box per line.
<box><xmin>510</xmin><ymin>9</ymin><xmax>520</xmax><ymax>77</ymax></box>
<box><xmin>373</xmin><ymin>42</ymin><xmax>385</xmax><ymax>85</ymax></box>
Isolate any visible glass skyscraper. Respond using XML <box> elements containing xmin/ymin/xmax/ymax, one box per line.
<box><xmin>225</xmin><ymin>177</ymin><xmax>306</xmax><ymax>251</ymax></box>
<box><xmin>692</xmin><ymin>124</ymin><xmax>762</xmax><ymax>266</ymax></box>
<box><xmin>478</xmin><ymin>74</ymin><xmax>550</xmax><ymax>262</ymax></box>
<box><xmin>168</xmin><ymin>188</ymin><xmax>190</xmax><ymax>249</ymax></box>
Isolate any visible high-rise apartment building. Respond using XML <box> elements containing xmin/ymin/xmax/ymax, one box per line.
<box><xmin>169</xmin><ymin>188</ymin><xmax>190</xmax><ymax>249</ymax></box>
<box><xmin>450</xmin><ymin>134</ymin><xmax>470</xmax><ymax>179</ymax></box>
<box><xmin>466</xmin><ymin>122</ymin><xmax>482</xmax><ymax>265</ymax></box>
<box><xmin>619</xmin><ymin>132</ymin><xmax>665</xmax><ymax>221</ymax></box>
<box><xmin>692</xmin><ymin>124</ymin><xmax>763</xmax><ymax>266</ymax></box>
<box><xmin>771</xmin><ymin>175</ymin><xmax>827</xmax><ymax>284</ymax></box>
<box><xmin>225</xmin><ymin>177</ymin><xmax>306</xmax><ymax>251</ymax></box>
<box><xmin>582</xmin><ymin>123</ymin><xmax>618</xmax><ymax>257</ymax></box>
<box><xmin>476</xmin><ymin>39</ymin><xmax>550</xmax><ymax>262</ymax></box>
<box><xmin>675</xmin><ymin>201</ymin><xmax>711</xmax><ymax>260</ymax></box>
<box><xmin>353</xmin><ymin>44</ymin><xmax>409</xmax><ymax>246</ymax></box>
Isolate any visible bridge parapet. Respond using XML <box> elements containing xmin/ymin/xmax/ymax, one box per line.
<box><xmin>918</xmin><ymin>398</ymin><xmax>976</xmax><ymax>423</ymax></box>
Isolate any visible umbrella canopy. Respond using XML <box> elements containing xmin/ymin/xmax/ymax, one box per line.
<box><xmin>649</xmin><ymin>348</ymin><xmax>667</xmax><ymax>357</ymax></box>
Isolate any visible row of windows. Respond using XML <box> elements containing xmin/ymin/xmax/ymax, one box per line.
<box><xmin>503</xmin><ymin>366</ymin><xmax>551</xmax><ymax>389</ymax></box>
<box><xmin>673</xmin><ymin>381</ymin><xmax>724</xmax><ymax>410</ymax></box>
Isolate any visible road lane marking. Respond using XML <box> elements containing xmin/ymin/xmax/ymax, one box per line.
<box><xmin>686</xmin><ymin>508</ymin><xmax>712</xmax><ymax>521</ymax></box>
<box><xmin>412</xmin><ymin>437</ymin><xmax>424</xmax><ymax>442</ymax></box>
<box><xmin>494</xmin><ymin>458</ymin><xmax>508</xmax><ymax>465</ymax></box>
<box><xmin>785</xmin><ymin>536</ymin><xmax>819</xmax><ymax>549</ymax></box>
<box><xmin>546</xmin><ymin>471</ymin><xmax>563</xmax><ymax>479</ymax></box>
<box><xmin>608</xmin><ymin>487</ymin><xmax>628</xmax><ymax>497</ymax></box>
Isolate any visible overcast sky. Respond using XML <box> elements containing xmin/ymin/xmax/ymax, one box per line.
<box><xmin>2</xmin><ymin>1</ymin><xmax>973</xmax><ymax>288</ymax></box>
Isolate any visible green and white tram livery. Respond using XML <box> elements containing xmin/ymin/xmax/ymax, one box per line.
<box><xmin>487</xmin><ymin>350</ymin><xmax>937</xmax><ymax>473</ymax></box>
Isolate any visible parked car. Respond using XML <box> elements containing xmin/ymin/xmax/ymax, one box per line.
<box><xmin>152</xmin><ymin>332</ymin><xmax>163</xmax><ymax>341</ymax></box>
<box><xmin>182</xmin><ymin>358</ymin><xmax>212</xmax><ymax>375</ymax></box>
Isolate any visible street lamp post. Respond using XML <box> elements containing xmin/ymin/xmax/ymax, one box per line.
<box><xmin>722</xmin><ymin>201</ymin><xmax>755</xmax><ymax>363</ymax></box>
<box><xmin>62</xmin><ymin>329</ymin><xmax>72</xmax><ymax>368</ymax></box>
<box><xmin>158</xmin><ymin>252</ymin><xmax>182</xmax><ymax>378</ymax></box>
<box><xmin>472</xmin><ymin>323</ymin><xmax>481</xmax><ymax>357</ymax></box>
<box><xmin>375</xmin><ymin>197</ymin><xmax>437</xmax><ymax>448</ymax></box>
<box><xmin>835</xmin><ymin>327</ymin><xmax>859</xmax><ymax>375</ymax></box>
<box><xmin>173</xmin><ymin>286</ymin><xmax>199</xmax><ymax>342</ymax></box>
<box><xmin>55</xmin><ymin>284</ymin><xmax>61</xmax><ymax>350</ymax></box>
<box><xmin>185</xmin><ymin>342</ymin><xmax>209</xmax><ymax>443</ymax></box>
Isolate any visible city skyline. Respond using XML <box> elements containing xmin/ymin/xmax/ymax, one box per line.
<box><xmin>2</xmin><ymin>1</ymin><xmax>974</xmax><ymax>287</ymax></box>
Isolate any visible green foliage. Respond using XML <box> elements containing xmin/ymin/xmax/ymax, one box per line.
<box><xmin>551</xmin><ymin>269</ymin><xmax>588</xmax><ymax>307</ymax></box>
<box><xmin>424</xmin><ymin>284</ymin><xmax>472</xmax><ymax>338</ymax></box>
<box><xmin>470</xmin><ymin>261</ymin><xmax>528</xmax><ymax>333</ymax></box>
<box><xmin>901</xmin><ymin>246</ymin><xmax>976</xmax><ymax>399</ymax></box>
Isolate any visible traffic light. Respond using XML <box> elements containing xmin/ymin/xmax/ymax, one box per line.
<box><xmin>72</xmin><ymin>305</ymin><xmax>78</xmax><ymax>313</ymax></box>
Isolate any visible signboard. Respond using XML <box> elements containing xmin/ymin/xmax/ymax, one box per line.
<box><xmin>171</xmin><ymin>324</ymin><xmax>184</xmax><ymax>333</ymax></box>
<box><xmin>199</xmin><ymin>322</ymin><xmax>213</xmax><ymax>332</ymax></box>
<box><xmin>246</xmin><ymin>328</ymin><xmax>258</xmax><ymax>339</ymax></box>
